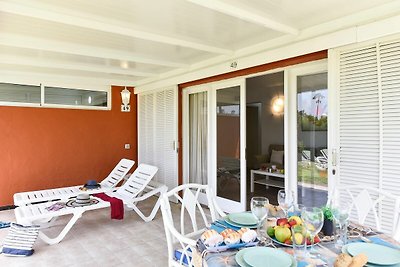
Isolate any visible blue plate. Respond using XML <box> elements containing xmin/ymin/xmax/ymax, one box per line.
<box><xmin>342</xmin><ymin>244</ymin><xmax>400</xmax><ymax>267</ymax></box>
<box><xmin>224</xmin><ymin>216</ymin><xmax>258</xmax><ymax>229</ymax></box>
<box><xmin>235</xmin><ymin>247</ymin><xmax>295</xmax><ymax>267</ymax></box>
<box><xmin>228</xmin><ymin>212</ymin><xmax>258</xmax><ymax>226</ymax></box>
<box><xmin>347</xmin><ymin>243</ymin><xmax>400</xmax><ymax>265</ymax></box>
<box><xmin>243</xmin><ymin>247</ymin><xmax>292</xmax><ymax>267</ymax></box>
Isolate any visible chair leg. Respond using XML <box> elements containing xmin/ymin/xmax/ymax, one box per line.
<box><xmin>37</xmin><ymin>211</ymin><xmax>83</xmax><ymax>245</ymax></box>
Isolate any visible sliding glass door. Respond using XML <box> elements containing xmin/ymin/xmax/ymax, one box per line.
<box><xmin>213</xmin><ymin>80</ymin><xmax>246</xmax><ymax>212</ymax></box>
<box><xmin>288</xmin><ymin>62</ymin><xmax>329</xmax><ymax>207</ymax></box>
<box><xmin>183</xmin><ymin>79</ymin><xmax>246</xmax><ymax>212</ymax></box>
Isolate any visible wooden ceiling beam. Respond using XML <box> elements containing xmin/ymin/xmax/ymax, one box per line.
<box><xmin>186</xmin><ymin>0</ymin><xmax>299</xmax><ymax>35</ymax></box>
<box><xmin>0</xmin><ymin>54</ymin><xmax>157</xmax><ymax>77</ymax></box>
<box><xmin>0</xmin><ymin>33</ymin><xmax>188</xmax><ymax>68</ymax></box>
<box><xmin>0</xmin><ymin>1</ymin><xmax>232</xmax><ymax>55</ymax></box>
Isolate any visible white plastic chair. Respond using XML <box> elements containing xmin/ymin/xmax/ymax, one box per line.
<box><xmin>14</xmin><ymin>158</ymin><xmax>135</xmax><ymax>206</ymax></box>
<box><xmin>328</xmin><ymin>185</ymin><xmax>400</xmax><ymax>240</ymax></box>
<box><xmin>160</xmin><ymin>184</ymin><xmax>226</xmax><ymax>267</ymax></box>
<box><xmin>15</xmin><ymin>164</ymin><xmax>167</xmax><ymax>245</ymax></box>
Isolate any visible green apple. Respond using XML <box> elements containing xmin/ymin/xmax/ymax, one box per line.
<box><xmin>274</xmin><ymin>226</ymin><xmax>291</xmax><ymax>243</ymax></box>
<box><xmin>267</xmin><ymin>227</ymin><xmax>275</xmax><ymax>237</ymax></box>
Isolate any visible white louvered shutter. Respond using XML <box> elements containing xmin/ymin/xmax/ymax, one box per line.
<box><xmin>337</xmin><ymin>38</ymin><xmax>400</xmax><ymax>234</ymax></box>
<box><xmin>138</xmin><ymin>87</ymin><xmax>178</xmax><ymax>191</ymax></box>
<box><xmin>380</xmin><ymin>40</ymin><xmax>400</xmax><ymax>233</ymax></box>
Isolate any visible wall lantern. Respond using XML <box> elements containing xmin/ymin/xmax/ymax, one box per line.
<box><xmin>121</xmin><ymin>87</ymin><xmax>131</xmax><ymax>112</ymax></box>
<box><xmin>271</xmin><ymin>95</ymin><xmax>284</xmax><ymax>116</ymax></box>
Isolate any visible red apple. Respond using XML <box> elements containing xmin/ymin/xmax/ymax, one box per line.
<box><xmin>306</xmin><ymin>237</ymin><xmax>311</xmax><ymax>245</ymax></box>
<box><xmin>277</xmin><ymin>218</ymin><xmax>288</xmax><ymax>227</ymax></box>
<box><xmin>314</xmin><ymin>236</ymin><xmax>320</xmax><ymax>243</ymax></box>
<box><xmin>284</xmin><ymin>238</ymin><xmax>292</xmax><ymax>245</ymax></box>
<box><xmin>288</xmin><ymin>219</ymin><xmax>297</xmax><ymax>227</ymax></box>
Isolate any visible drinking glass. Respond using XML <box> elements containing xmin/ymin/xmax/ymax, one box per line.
<box><xmin>250</xmin><ymin>197</ymin><xmax>269</xmax><ymax>243</ymax></box>
<box><xmin>287</xmin><ymin>203</ymin><xmax>305</xmax><ymax>217</ymax></box>
<box><xmin>291</xmin><ymin>223</ymin><xmax>307</xmax><ymax>260</ymax></box>
<box><xmin>332</xmin><ymin>203</ymin><xmax>351</xmax><ymax>249</ymax></box>
<box><xmin>277</xmin><ymin>190</ymin><xmax>294</xmax><ymax>217</ymax></box>
<box><xmin>301</xmin><ymin>207</ymin><xmax>324</xmax><ymax>257</ymax></box>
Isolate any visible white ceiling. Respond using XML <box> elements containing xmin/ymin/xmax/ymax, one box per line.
<box><xmin>0</xmin><ymin>0</ymin><xmax>399</xmax><ymax>88</ymax></box>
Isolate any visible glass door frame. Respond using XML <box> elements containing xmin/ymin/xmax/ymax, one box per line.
<box><xmin>182</xmin><ymin>85</ymin><xmax>211</xmax><ymax>206</ymax></box>
<box><xmin>211</xmin><ymin>78</ymin><xmax>247</xmax><ymax>213</ymax></box>
<box><xmin>286</xmin><ymin>60</ymin><xmax>329</xmax><ymax>204</ymax></box>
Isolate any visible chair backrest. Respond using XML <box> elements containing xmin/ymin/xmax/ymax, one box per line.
<box><xmin>160</xmin><ymin>184</ymin><xmax>225</xmax><ymax>267</ymax></box>
<box><xmin>329</xmin><ymin>185</ymin><xmax>400</xmax><ymax>237</ymax></box>
<box><xmin>301</xmin><ymin>150</ymin><xmax>311</xmax><ymax>161</ymax></box>
<box><xmin>100</xmin><ymin>159</ymin><xmax>135</xmax><ymax>188</ymax></box>
<box><xmin>116</xmin><ymin>163</ymin><xmax>158</xmax><ymax>199</ymax></box>
<box><xmin>320</xmin><ymin>148</ymin><xmax>328</xmax><ymax>159</ymax></box>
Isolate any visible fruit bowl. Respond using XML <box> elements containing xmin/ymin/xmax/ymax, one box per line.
<box><xmin>266</xmin><ymin>216</ymin><xmax>321</xmax><ymax>247</ymax></box>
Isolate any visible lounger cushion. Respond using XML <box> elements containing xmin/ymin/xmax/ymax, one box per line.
<box><xmin>1</xmin><ymin>223</ymin><xmax>39</xmax><ymax>256</ymax></box>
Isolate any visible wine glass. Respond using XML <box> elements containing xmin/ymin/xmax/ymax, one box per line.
<box><xmin>277</xmin><ymin>190</ymin><xmax>294</xmax><ymax>217</ymax></box>
<box><xmin>301</xmin><ymin>207</ymin><xmax>324</xmax><ymax>257</ymax></box>
<box><xmin>250</xmin><ymin>197</ymin><xmax>269</xmax><ymax>243</ymax></box>
<box><xmin>331</xmin><ymin>203</ymin><xmax>351</xmax><ymax>249</ymax></box>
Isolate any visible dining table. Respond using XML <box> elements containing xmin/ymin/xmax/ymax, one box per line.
<box><xmin>195</xmin><ymin>217</ymin><xmax>400</xmax><ymax>267</ymax></box>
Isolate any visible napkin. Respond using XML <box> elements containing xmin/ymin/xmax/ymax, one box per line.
<box><xmin>364</xmin><ymin>236</ymin><xmax>400</xmax><ymax>250</ymax></box>
<box><xmin>211</xmin><ymin>220</ymin><xmax>241</xmax><ymax>232</ymax></box>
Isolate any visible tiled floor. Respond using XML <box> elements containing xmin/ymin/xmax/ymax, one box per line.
<box><xmin>0</xmin><ymin>198</ymin><xmax>170</xmax><ymax>267</ymax></box>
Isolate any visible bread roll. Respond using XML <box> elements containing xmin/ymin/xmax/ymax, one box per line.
<box><xmin>201</xmin><ymin>229</ymin><xmax>223</xmax><ymax>247</ymax></box>
<box><xmin>334</xmin><ymin>253</ymin><xmax>353</xmax><ymax>267</ymax></box>
<box><xmin>349</xmin><ymin>254</ymin><xmax>368</xmax><ymax>267</ymax></box>
<box><xmin>220</xmin><ymin>228</ymin><xmax>235</xmax><ymax>239</ymax></box>
<box><xmin>237</xmin><ymin>227</ymin><xmax>257</xmax><ymax>242</ymax></box>
<box><xmin>224</xmin><ymin>232</ymin><xmax>241</xmax><ymax>245</ymax></box>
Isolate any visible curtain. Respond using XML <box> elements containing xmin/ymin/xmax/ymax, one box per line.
<box><xmin>189</xmin><ymin>92</ymin><xmax>208</xmax><ymax>185</ymax></box>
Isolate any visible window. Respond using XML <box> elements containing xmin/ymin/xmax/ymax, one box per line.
<box><xmin>0</xmin><ymin>83</ymin><xmax>41</xmax><ymax>105</ymax></box>
<box><xmin>0</xmin><ymin>82</ymin><xmax>109</xmax><ymax>110</ymax></box>
<box><xmin>44</xmin><ymin>87</ymin><xmax>108</xmax><ymax>107</ymax></box>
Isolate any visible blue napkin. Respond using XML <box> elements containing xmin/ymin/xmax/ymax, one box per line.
<box><xmin>211</xmin><ymin>220</ymin><xmax>241</xmax><ymax>232</ymax></box>
<box><xmin>297</xmin><ymin>262</ymin><xmax>308</xmax><ymax>267</ymax></box>
<box><xmin>0</xmin><ymin>222</ymin><xmax>10</xmax><ymax>229</ymax></box>
<box><xmin>367</xmin><ymin>236</ymin><xmax>400</xmax><ymax>250</ymax></box>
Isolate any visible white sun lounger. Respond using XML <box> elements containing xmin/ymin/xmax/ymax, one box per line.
<box><xmin>15</xmin><ymin>163</ymin><xmax>167</xmax><ymax>245</ymax></box>
<box><xmin>13</xmin><ymin>158</ymin><xmax>135</xmax><ymax>206</ymax></box>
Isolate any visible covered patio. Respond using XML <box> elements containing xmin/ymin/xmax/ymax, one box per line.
<box><xmin>1</xmin><ymin>0</ymin><xmax>400</xmax><ymax>266</ymax></box>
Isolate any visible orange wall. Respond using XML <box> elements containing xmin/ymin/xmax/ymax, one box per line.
<box><xmin>0</xmin><ymin>86</ymin><xmax>137</xmax><ymax>206</ymax></box>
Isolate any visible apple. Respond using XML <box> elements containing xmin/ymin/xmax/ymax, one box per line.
<box><xmin>267</xmin><ymin>227</ymin><xmax>275</xmax><ymax>238</ymax></box>
<box><xmin>288</xmin><ymin>219</ymin><xmax>297</xmax><ymax>227</ymax></box>
<box><xmin>277</xmin><ymin>218</ymin><xmax>288</xmax><ymax>227</ymax></box>
<box><xmin>288</xmin><ymin>216</ymin><xmax>302</xmax><ymax>225</ymax></box>
<box><xmin>314</xmin><ymin>236</ymin><xmax>320</xmax><ymax>243</ymax></box>
<box><xmin>284</xmin><ymin>238</ymin><xmax>292</xmax><ymax>245</ymax></box>
<box><xmin>293</xmin><ymin>233</ymin><xmax>304</xmax><ymax>245</ymax></box>
<box><xmin>275</xmin><ymin>226</ymin><xmax>291</xmax><ymax>243</ymax></box>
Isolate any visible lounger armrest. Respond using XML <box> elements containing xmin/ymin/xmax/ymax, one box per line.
<box><xmin>128</xmin><ymin>184</ymin><xmax>167</xmax><ymax>204</ymax></box>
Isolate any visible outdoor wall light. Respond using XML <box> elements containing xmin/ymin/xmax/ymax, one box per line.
<box><xmin>121</xmin><ymin>87</ymin><xmax>131</xmax><ymax>112</ymax></box>
<box><xmin>271</xmin><ymin>96</ymin><xmax>284</xmax><ymax>116</ymax></box>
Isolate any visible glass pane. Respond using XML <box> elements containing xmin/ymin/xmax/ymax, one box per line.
<box><xmin>297</xmin><ymin>72</ymin><xmax>328</xmax><ymax>206</ymax></box>
<box><xmin>189</xmin><ymin>92</ymin><xmax>208</xmax><ymax>184</ymax></box>
<box><xmin>246</xmin><ymin>71</ymin><xmax>284</xmax><ymax>206</ymax></box>
<box><xmin>217</xmin><ymin>86</ymin><xmax>241</xmax><ymax>202</ymax></box>
<box><xmin>45</xmin><ymin>87</ymin><xmax>107</xmax><ymax>107</ymax></box>
<box><xmin>0</xmin><ymin>83</ymin><xmax>40</xmax><ymax>104</ymax></box>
